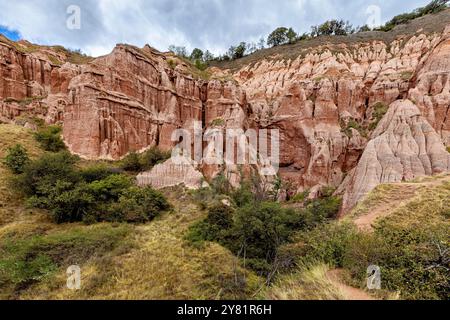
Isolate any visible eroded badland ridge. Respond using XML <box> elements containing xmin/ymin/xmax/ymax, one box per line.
<box><xmin>1</xmin><ymin>9</ymin><xmax>450</xmax><ymax>214</ymax></box>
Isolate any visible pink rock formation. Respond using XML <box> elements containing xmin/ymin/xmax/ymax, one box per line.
<box><xmin>1</xmin><ymin>21</ymin><xmax>450</xmax><ymax>213</ymax></box>
<box><xmin>341</xmin><ymin>99</ymin><xmax>450</xmax><ymax>212</ymax></box>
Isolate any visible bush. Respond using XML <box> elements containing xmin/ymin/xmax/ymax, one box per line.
<box><xmin>342</xmin><ymin>224</ymin><xmax>450</xmax><ymax>300</ymax></box>
<box><xmin>13</xmin><ymin>152</ymin><xmax>170</xmax><ymax>224</ymax></box>
<box><xmin>87</xmin><ymin>174</ymin><xmax>132</xmax><ymax>202</ymax></box>
<box><xmin>3</xmin><ymin>144</ymin><xmax>30</xmax><ymax>174</ymax></box>
<box><xmin>303</xmin><ymin>195</ymin><xmax>342</xmax><ymax>226</ymax></box>
<box><xmin>369</xmin><ymin>102</ymin><xmax>389</xmax><ymax>131</ymax></box>
<box><xmin>140</xmin><ymin>146</ymin><xmax>170</xmax><ymax>170</ymax></box>
<box><xmin>311</xmin><ymin>20</ymin><xmax>354</xmax><ymax>37</ymax></box>
<box><xmin>121</xmin><ymin>147</ymin><xmax>170</xmax><ymax>172</ymax></box>
<box><xmin>0</xmin><ymin>225</ymin><xmax>130</xmax><ymax>293</ymax></box>
<box><xmin>15</xmin><ymin>151</ymin><xmax>79</xmax><ymax>197</ymax></box>
<box><xmin>378</xmin><ymin>0</ymin><xmax>449</xmax><ymax>31</ymax></box>
<box><xmin>121</xmin><ymin>152</ymin><xmax>142</xmax><ymax>172</ymax></box>
<box><xmin>34</xmin><ymin>125</ymin><xmax>66</xmax><ymax>152</ymax></box>
<box><xmin>296</xmin><ymin>222</ymin><xmax>360</xmax><ymax>267</ymax></box>
<box><xmin>79</xmin><ymin>164</ymin><xmax>120</xmax><ymax>183</ymax></box>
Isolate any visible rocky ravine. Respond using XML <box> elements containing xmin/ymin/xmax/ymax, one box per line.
<box><xmin>1</xmin><ymin>24</ymin><xmax>450</xmax><ymax>213</ymax></box>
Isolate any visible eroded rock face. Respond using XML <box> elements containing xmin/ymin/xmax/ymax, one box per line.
<box><xmin>64</xmin><ymin>45</ymin><xmax>249</xmax><ymax>160</ymax></box>
<box><xmin>341</xmin><ymin>100</ymin><xmax>450</xmax><ymax>212</ymax></box>
<box><xmin>1</xmin><ymin>24</ymin><xmax>450</xmax><ymax>212</ymax></box>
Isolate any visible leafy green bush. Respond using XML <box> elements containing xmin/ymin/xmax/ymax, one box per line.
<box><xmin>3</xmin><ymin>144</ymin><xmax>30</xmax><ymax>174</ymax></box>
<box><xmin>121</xmin><ymin>147</ymin><xmax>170</xmax><ymax>172</ymax></box>
<box><xmin>34</xmin><ymin>125</ymin><xmax>66</xmax><ymax>152</ymax></box>
<box><xmin>188</xmin><ymin>201</ymin><xmax>303</xmax><ymax>275</ymax></box>
<box><xmin>12</xmin><ymin>151</ymin><xmax>170</xmax><ymax>224</ymax></box>
<box><xmin>303</xmin><ymin>194</ymin><xmax>342</xmax><ymax>226</ymax></box>
<box><xmin>0</xmin><ymin>225</ymin><xmax>130</xmax><ymax>292</ymax></box>
<box><xmin>121</xmin><ymin>152</ymin><xmax>142</xmax><ymax>172</ymax></box>
<box><xmin>296</xmin><ymin>222</ymin><xmax>360</xmax><ymax>267</ymax></box>
<box><xmin>140</xmin><ymin>146</ymin><xmax>170</xmax><ymax>170</ymax></box>
<box><xmin>87</xmin><ymin>174</ymin><xmax>133</xmax><ymax>202</ymax></box>
<box><xmin>369</xmin><ymin>102</ymin><xmax>389</xmax><ymax>131</ymax></box>
<box><xmin>107</xmin><ymin>186</ymin><xmax>171</xmax><ymax>223</ymax></box>
<box><xmin>341</xmin><ymin>119</ymin><xmax>367</xmax><ymax>138</ymax></box>
<box><xmin>290</xmin><ymin>190</ymin><xmax>310</xmax><ymax>203</ymax></box>
<box><xmin>378</xmin><ymin>0</ymin><xmax>449</xmax><ymax>32</ymax></box>
<box><xmin>79</xmin><ymin>164</ymin><xmax>120</xmax><ymax>183</ymax></box>
<box><xmin>15</xmin><ymin>151</ymin><xmax>80</xmax><ymax>197</ymax></box>
<box><xmin>342</xmin><ymin>224</ymin><xmax>449</xmax><ymax>300</ymax></box>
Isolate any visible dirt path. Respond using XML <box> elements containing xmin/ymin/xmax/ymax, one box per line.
<box><xmin>326</xmin><ymin>269</ymin><xmax>375</xmax><ymax>300</ymax></box>
<box><xmin>353</xmin><ymin>175</ymin><xmax>450</xmax><ymax>232</ymax></box>
<box><xmin>353</xmin><ymin>184</ymin><xmax>418</xmax><ymax>232</ymax></box>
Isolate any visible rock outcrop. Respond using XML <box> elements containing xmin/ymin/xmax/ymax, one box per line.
<box><xmin>340</xmin><ymin>100</ymin><xmax>450</xmax><ymax>212</ymax></box>
<box><xmin>137</xmin><ymin>157</ymin><xmax>207</xmax><ymax>190</ymax></box>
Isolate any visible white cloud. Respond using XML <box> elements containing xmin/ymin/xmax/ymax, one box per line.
<box><xmin>0</xmin><ymin>0</ymin><xmax>431</xmax><ymax>57</ymax></box>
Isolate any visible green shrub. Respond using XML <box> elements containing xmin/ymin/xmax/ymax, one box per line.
<box><xmin>341</xmin><ymin>119</ymin><xmax>367</xmax><ymax>138</ymax></box>
<box><xmin>378</xmin><ymin>0</ymin><xmax>449</xmax><ymax>32</ymax></box>
<box><xmin>303</xmin><ymin>195</ymin><xmax>342</xmax><ymax>226</ymax></box>
<box><xmin>34</xmin><ymin>125</ymin><xmax>66</xmax><ymax>152</ymax></box>
<box><xmin>12</xmin><ymin>152</ymin><xmax>170</xmax><ymax>224</ymax></box>
<box><xmin>369</xmin><ymin>102</ymin><xmax>389</xmax><ymax>131</ymax></box>
<box><xmin>87</xmin><ymin>174</ymin><xmax>132</xmax><ymax>202</ymax></box>
<box><xmin>231</xmin><ymin>182</ymin><xmax>254</xmax><ymax>208</ymax></box>
<box><xmin>107</xmin><ymin>186</ymin><xmax>171</xmax><ymax>223</ymax></box>
<box><xmin>80</xmin><ymin>164</ymin><xmax>120</xmax><ymax>183</ymax></box>
<box><xmin>140</xmin><ymin>146</ymin><xmax>170</xmax><ymax>171</ymax></box>
<box><xmin>0</xmin><ymin>225</ymin><xmax>130</xmax><ymax>292</ymax></box>
<box><xmin>3</xmin><ymin>144</ymin><xmax>30</xmax><ymax>174</ymax></box>
<box><xmin>186</xmin><ymin>203</ymin><xmax>235</xmax><ymax>243</ymax></box>
<box><xmin>342</xmin><ymin>223</ymin><xmax>450</xmax><ymax>300</ymax></box>
<box><xmin>291</xmin><ymin>190</ymin><xmax>310</xmax><ymax>203</ymax></box>
<box><xmin>14</xmin><ymin>151</ymin><xmax>79</xmax><ymax>197</ymax></box>
<box><xmin>121</xmin><ymin>147</ymin><xmax>170</xmax><ymax>172</ymax></box>
<box><xmin>229</xmin><ymin>202</ymin><xmax>302</xmax><ymax>273</ymax></box>
<box><xmin>296</xmin><ymin>222</ymin><xmax>359</xmax><ymax>267</ymax></box>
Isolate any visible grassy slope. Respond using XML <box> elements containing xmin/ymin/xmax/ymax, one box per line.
<box><xmin>0</xmin><ymin>124</ymin><xmax>448</xmax><ymax>300</ymax></box>
<box><xmin>265</xmin><ymin>174</ymin><xmax>450</xmax><ymax>300</ymax></box>
<box><xmin>0</xmin><ymin>124</ymin><xmax>261</xmax><ymax>300</ymax></box>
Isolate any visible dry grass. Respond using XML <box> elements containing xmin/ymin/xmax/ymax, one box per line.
<box><xmin>0</xmin><ymin>125</ymin><xmax>262</xmax><ymax>300</ymax></box>
<box><xmin>0</xmin><ymin>124</ymin><xmax>45</xmax><ymax>226</ymax></box>
<box><xmin>18</xmin><ymin>189</ymin><xmax>262</xmax><ymax>300</ymax></box>
<box><xmin>212</xmin><ymin>9</ymin><xmax>450</xmax><ymax>71</ymax></box>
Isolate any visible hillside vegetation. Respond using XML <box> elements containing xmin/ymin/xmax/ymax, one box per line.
<box><xmin>0</xmin><ymin>123</ymin><xmax>448</xmax><ymax>300</ymax></box>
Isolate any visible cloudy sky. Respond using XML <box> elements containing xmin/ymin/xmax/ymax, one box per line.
<box><xmin>0</xmin><ymin>0</ymin><xmax>431</xmax><ymax>57</ymax></box>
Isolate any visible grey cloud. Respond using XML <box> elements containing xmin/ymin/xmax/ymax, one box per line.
<box><xmin>0</xmin><ymin>0</ymin><xmax>431</xmax><ymax>56</ymax></box>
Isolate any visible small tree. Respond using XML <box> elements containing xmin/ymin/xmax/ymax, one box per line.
<box><xmin>3</xmin><ymin>144</ymin><xmax>30</xmax><ymax>174</ymax></box>
<box><xmin>204</xmin><ymin>50</ymin><xmax>214</xmax><ymax>61</ymax></box>
<box><xmin>168</xmin><ymin>45</ymin><xmax>188</xmax><ymax>58</ymax></box>
<box><xmin>228</xmin><ymin>42</ymin><xmax>247</xmax><ymax>60</ymax></box>
<box><xmin>311</xmin><ymin>20</ymin><xmax>354</xmax><ymax>37</ymax></box>
<box><xmin>34</xmin><ymin>125</ymin><xmax>66</xmax><ymax>152</ymax></box>
<box><xmin>257</xmin><ymin>37</ymin><xmax>266</xmax><ymax>50</ymax></box>
<box><xmin>267</xmin><ymin>27</ymin><xmax>289</xmax><ymax>47</ymax></box>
